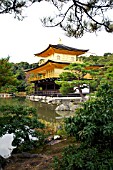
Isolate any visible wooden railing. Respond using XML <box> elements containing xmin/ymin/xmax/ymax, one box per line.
<box><xmin>34</xmin><ymin>90</ymin><xmax>81</xmax><ymax>97</ymax></box>
<box><xmin>27</xmin><ymin>73</ymin><xmax>59</xmax><ymax>82</ymax></box>
<box><xmin>35</xmin><ymin>90</ymin><xmax>59</xmax><ymax>96</ymax></box>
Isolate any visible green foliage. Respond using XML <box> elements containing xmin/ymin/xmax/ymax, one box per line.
<box><xmin>83</xmin><ymin>54</ymin><xmax>113</xmax><ymax>65</ymax></box>
<box><xmin>54</xmin><ymin>82</ymin><xmax>113</xmax><ymax>169</ymax></box>
<box><xmin>59</xmin><ymin>81</ymin><xmax>74</xmax><ymax>95</ymax></box>
<box><xmin>82</xmin><ymin>55</ymin><xmax>113</xmax><ymax>92</ymax></box>
<box><xmin>0</xmin><ymin>85</ymin><xmax>17</xmax><ymax>93</ymax></box>
<box><xmin>100</xmin><ymin>64</ymin><xmax>113</xmax><ymax>84</ymax></box>
<box><xmin>54</xmin><ymin>146</ymin><xmax>113</xmax><ymax>170</ymax></box>
<box><xmin>0</xmin><ymin>57</ymin><xmax>17</xmax><ymax>89</ymax></box>
<box><xmin>0</xmin><ymin>59</ymin><xmax>39</xmax><ymax>93</ymax></box>
<box><xmin>0</xmin><ymin>105</ymin><xmax>45</xmax><ymax>152</ymax></box>
<box><xmin>25</xmin><ymin>83</ymin><xmax>34</xmax><ymax>95</ymax></box>
<box><xmin>11</xmin><ymin>62</ymin><xmax>39</xmax><ymax>92</ymax></box>
<box><xmin>12</xmin><ymin>62</ymin><xmax>29</xmax><ymax>92</ymax></box>
<box><xmin>65</xmin><ymin>83</ymin><xmax>113</xmax><ymax>149</ymax></box>
<box><xmin>56</xmin><ymin>63</ymin><xmax>93</xmax><ymax>99</ymax></box>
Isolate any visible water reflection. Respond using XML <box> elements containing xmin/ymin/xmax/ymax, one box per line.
<box><xmin>0</xmin><ymin>97</ymin><xmax>75</xmax><ymax>122</ymax></box>
<box><xmin>31</xmin><ymin>101</ymin><xmax>58</xmax><ymax>122</ymax></box>
<box><xmin>55</xmin><ymin>110</ymin><xmax>75</xmax><ymax>119</ymax></box>
<box><xmin>0</xmin><ymin>97</ymin><xmax>59</xmax><ymax>122</ymax></box>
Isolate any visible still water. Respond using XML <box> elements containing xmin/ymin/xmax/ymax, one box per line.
<box><xmin>0</xmin><ymin>97</ymin><xmax>74</xmax><ymax>122</ymax></box>
<box><xmin>0</xmin><ymin>97</ymin><xmax>58</xmax><ymax>122</ymax></box>
<box><xmin>0</xmin><ymin>97</ymin><xmax>74</xmax><ymax>158</ymax></box>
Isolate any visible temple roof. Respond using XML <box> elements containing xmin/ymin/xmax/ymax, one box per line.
<box><xmin>25</xmin><ymin>60</ymin><xmax>103</xmax><ymax>74</ymax></box>
<box><xmin>25</xmin><ymin>60</ymin><xmax>70</xmax><ymax>73</ymax></box>
<box><xmin>34</xmin><ymin>44</ymin><xmax>88</xmax><ymax>57</ymax></box>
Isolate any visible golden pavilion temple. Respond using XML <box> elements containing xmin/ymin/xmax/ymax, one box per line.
<box><xmin>26</xmin><ymin>43</ymin><xmax>88</xmax><ymax>96</ymax></box>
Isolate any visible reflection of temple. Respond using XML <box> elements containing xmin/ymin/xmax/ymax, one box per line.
<box><xmin>26</xmin><ymin>44</ymin><xmax>88</xmax><ymax>96</ymax></box>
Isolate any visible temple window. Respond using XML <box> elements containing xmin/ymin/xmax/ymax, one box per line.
<box><xmin>71</xmin><ymin>57</ymin><xmax>74</xmax><ymax>61</ymax></box>
<box><xmin>57</xmin><ymin>55</ymin><xmax>60</xmax><ymax>60</ymax></box>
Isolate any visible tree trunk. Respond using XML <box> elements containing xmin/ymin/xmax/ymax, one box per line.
<box><xmin>78</xmin><ymin>86</ymin><xmax>85</xmax><ymax>101</ymax></box>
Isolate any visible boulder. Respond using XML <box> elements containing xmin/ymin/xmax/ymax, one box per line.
<box><xmin>55</xmin><ymin>104</ymin><xmax>70</xmax><ymax>111</ymax></box>
<box><xmin>55</xmin><ymin>102</ymin><xmax>79</xmax><ymax>111</ymax></box>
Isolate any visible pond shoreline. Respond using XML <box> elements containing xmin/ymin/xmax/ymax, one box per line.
<box><xmin>26</xmin><ymin>95</ymin><xmax>82</xmax><ymax>104</ymax></box>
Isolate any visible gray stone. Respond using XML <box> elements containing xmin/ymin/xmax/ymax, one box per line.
<box><xmin>55</xmin><ymin>104</ymin><xmax>70</xmax><ymax>111</ymax></box>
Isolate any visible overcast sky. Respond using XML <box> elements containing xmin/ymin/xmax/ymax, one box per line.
<box><xmin>0</xmin><ymin>2</ymin><xmax>113</xmax><ymax>64</ymax></box>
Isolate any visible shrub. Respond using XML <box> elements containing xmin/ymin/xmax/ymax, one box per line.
<box><xmin>65</xmin><ymin>83</ymin><xmax>113</xmax><ymax>150</ymax></box>
<box><xmin>54</xmin><ymin>145</ymin><xmax>113</xmax><ymax>170</ymax></box>
<box><xmin>54</xmin><ymin>82</ymin><xmax>113</xmax><ymax>169</ymax></box>
<box><xmin>0</xmin><ymin>105</ymin><xmax>45</xmax><ymax>153</ymax></box>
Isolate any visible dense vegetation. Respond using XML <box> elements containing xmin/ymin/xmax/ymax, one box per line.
<box><xmin>0</xmin><ymin>54</ymin><xmax>113</xmax><ymax>95</ymax></box>
<box><xmin>0</xmin><ymin>57</ymin><xmax>38</xmax><ymax>94</ymax></box>
<box><xmin>82</xmin><ymin>53</ymin><xmax>113</xmax><ymax>65</ymax></box>
<box><xmin>54</xmin><ymin>81</ymin><xmax>113</xmax><ymax>169</ymax></box>
<box><xmin>0</xmin><ymin>54</ymin><xmax>113</xmax><ymax>170</ymax></box>
<box><xmin>56</xmin><ymin>62</ymin><xmax>98</xmax><ymax>100</ymax></box>
<box><xmin>57</xmin><ymin>53</ymin><xmax>113</xmax><ymax>96</ymax></box>
<box><xmin>53</xmin><ymin>55</ymin><xmax>113</xmax><ymax>169</ymax></box>
<box><xmin>11</xmin><ymin>61</ymin><xmax>39</xmax><ymax>92</ymax></box>
<box><xmin>0</xmin><ymin>104</ymin><xmax>45</xmax><ymax>153</ymax></box>
<box><xmin>0</xmin><ymin>58</ymin><xmax>17</xmax><ymax>91</ymax></box>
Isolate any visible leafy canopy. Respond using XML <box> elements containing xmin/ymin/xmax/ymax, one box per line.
<box><xmin>65</xmin><ymin>83</ymin><xmax>113</xmax><ymax>149</ymax></box>
<box><xmin>83</xmin><ymin>55</ymin><xmax>113</xmax><ymax>85</ymax></box>
<box><xmin>0</xmin><ymin>105</ymin><xmax>45</xmax><ymax>152</ymax></box>
<box><xmin>0</xmin><ymin>57</ymin><xmax>17</xmax><ymax>90</ymax></box>
<box><xmin>56</xmin><ymin>63</ymin><xmax>97</xmax><ymax>99</ymax></box>
<box><xmin>54</xmin><ymin>82</ymin><xmax>113</xmax><ymax>170</ymax></box>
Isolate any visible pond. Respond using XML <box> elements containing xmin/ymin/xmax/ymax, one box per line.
<box><xmin>0</xmin><ymin>97</ymin><xmax>74</xmax><ymax>122</ymax></box>
<box><xmin>0</xmin><ymin>97</ymin><xmax>57</xmax><ymax>122</ymax></box>
<box><xmin>0</xmin><ymin>97</ymin><xmax>75</xmax><ymax>158</ymax></box>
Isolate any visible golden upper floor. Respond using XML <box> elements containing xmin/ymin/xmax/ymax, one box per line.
<box><xmin>26</xmin><ymin>44</ymin><xmax>88</xmax><ymax>82</ymax></box>
<box><xmin>35</xmin><ymin>44</ymin><xmax>88</xmax><ymax>66</ymax></box>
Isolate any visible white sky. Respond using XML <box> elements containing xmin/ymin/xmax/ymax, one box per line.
<box><xmin>0</xmin><ymin>2</ymin><xmax>113</xmax><ymax>64</ymax></box>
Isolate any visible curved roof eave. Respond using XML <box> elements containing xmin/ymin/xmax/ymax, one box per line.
<box><xmin>25</xmin><ymin>59</ymin><xmax>70</xmax><ymax>72</ymax></box>
<box><xmin>34</xmin><ymin>44</ymin><xmax>89</xmax><ymax>57</ymax></box>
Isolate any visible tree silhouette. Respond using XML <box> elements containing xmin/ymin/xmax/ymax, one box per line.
<box><xmin>42</xmin><ymin>0</ymin><xmax>113</xmax><ymax>37</ymax></box>
<box><xmin>0</xmin><ymin>0</ymin><xmax>113</xmax><ymax>36</ymax></box>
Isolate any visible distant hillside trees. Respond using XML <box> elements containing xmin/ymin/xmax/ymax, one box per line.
<box><xmin>82</xmin><ymin>54</ymin><xmax>113</xmax><ymax>65</ymax></box>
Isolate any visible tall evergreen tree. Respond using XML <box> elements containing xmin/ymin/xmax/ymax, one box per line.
<box><xmin>0</xmin><ymin>57</ymin><xmax>17</xmax><ymax>89</ymax></box>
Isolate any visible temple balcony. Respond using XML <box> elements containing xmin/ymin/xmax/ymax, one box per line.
<box><xmin>27</xmin><ymin>72</ymin><xmax>59</xmax><ymax>82</ymax></box>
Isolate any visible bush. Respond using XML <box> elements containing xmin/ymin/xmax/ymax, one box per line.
<box><xmin>54</xmin><ymin>145</ymin><xmax>113</xmax><ymax>170</ymax></box>
<box><xmin>0</xmin><ymin>105</ymin><xmax>45</xmax><ymax>153</ymax></box>
<box><xmin>54</xmin><ymin>82</ymin><xmax>113</xmax><ymax>169</ymax></box>
<box><xmin>65</xmin><ymin>83</ymin><xmax>113</xmax><ymax>150</ymax></box>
